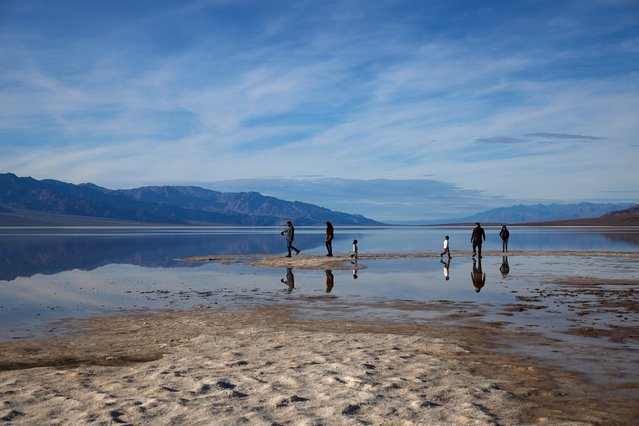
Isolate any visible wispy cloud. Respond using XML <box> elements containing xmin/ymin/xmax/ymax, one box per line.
<box><xmin>524</xmin><ymin>133</ymin><xmax>606</xmax><ymax>141</ymax></box>
<box><xmin>1</xmin><ymin>0</ymin><xmax>638</xmax><ymax>217</ymax></box>
<box><xmin>476</xmin><ymin>137</ymin><xmax>528</xmax><ymax>144</ymax></box>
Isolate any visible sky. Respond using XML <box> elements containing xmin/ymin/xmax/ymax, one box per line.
<box><xmin>1</xmin><ymin>0</ymin><xmax>638</xmax><ymax>222</ymax></box>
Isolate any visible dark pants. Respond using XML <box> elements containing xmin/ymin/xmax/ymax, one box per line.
<box><xmin>325</xmin><ymin>240</ymin><xmax>333</xmax><ymax>256</ymax></box>
<box><xmin>472</xmin><ymin>242</ymin><xmax>482</xmax><ymax>258</ymax></box>
<box><xmin>287</xmin><ymin>241</ymin><xmax>299</xmax><ymax>257</ymax></box>
<box><xmin>502</xmin><ymin>239</ymin><xmax>508</xmax><ymax>252</ymax></box>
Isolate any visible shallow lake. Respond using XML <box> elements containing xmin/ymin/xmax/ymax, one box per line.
<box><xmin>1</xmin><ymin>225</ymin><xmax>637</xmax><ymax>337</ymax></box>
<box><xmin>2</xmin><ymin>226</ymin><xmax>638</xmax><ymax>385</ymax></box>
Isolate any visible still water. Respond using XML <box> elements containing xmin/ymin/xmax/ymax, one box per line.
<box><xmin>1</xmin><ymin>226</ymin><xmax>638</xmax><ymax>342</ymax></box>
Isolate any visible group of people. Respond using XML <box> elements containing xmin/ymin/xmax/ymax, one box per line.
<box><xmin>280</xmin><ymin>220</ymin><xmax>358</xmax><ymax>260</ymax></box>
<box><xmin>440</xmin><ymin>223</ymin><xmax>510</xmax><ymax>259</ymax></box>
<box><xmin>282</xmin><ymin>220</ymin><xmax>510</xmax><ymax>259</ymax></box>
<box><xmin>281</xmin><ymin>220</ymin><xmax>511</xmax><ymax>294</ymax></box>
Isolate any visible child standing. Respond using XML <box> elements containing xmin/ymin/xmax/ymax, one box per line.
<box><xmin>350</xmin><ymin>239</ymin><xmax>358</xmax><ymax>263</ymax></box>
<box><xmin>440</xmin><ymin>235</ymin><xmax>451</xmax><ymax>259</ymax></box>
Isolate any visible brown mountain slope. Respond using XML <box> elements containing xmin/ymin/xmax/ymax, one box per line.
<box><xmin>528</xmin><ymin>204</ymin><xmax>639</xmax><ymax>226</ymax></box>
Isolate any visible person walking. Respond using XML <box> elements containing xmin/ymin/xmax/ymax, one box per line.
<box><xmin>440</xmin><ymin>235</ymin><xmax>452</xmax><ymax>259</ymax></box>
<box><xmin>499</xmin><ymin>225</ymin><xmax>510</xmax><ymax>252</ymax></box>
<box><xmin>350</xmin><ymin>239</ymin><xmax>358</xmax><ymax>261</ymax></box>
<box><xmin>471</xmin><ymin>223</ymin><xmax>486</xmax><ymax>258</ymax></box>
<box><xmin>280</xmin><ymin>221</ymin><xmax>300</xmax><ymax>257</ymax></box>
<box><xmin>325</xmin><ymin>221</ymin><xmax>334</xmax><ymax>257</ymax></box>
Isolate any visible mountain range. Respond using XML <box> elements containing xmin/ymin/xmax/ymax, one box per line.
<box><xmin>1</xmin><ymin>172</ymin><xmax>637</xmax><ymax>226</ymax></box>
<box><xmin>526</xmin><ymin>204</ymin><xmax>639</xmax><ymax>226</ymax></box>
<box><xmin>0</xmin><ymin>173</ymin><xmax>379</xmax><ymax>226</ymax></box>
<box><xmin>438</xmin><ymin>202</ymin><xmax>637</xmax><ymax>225</ymax></box>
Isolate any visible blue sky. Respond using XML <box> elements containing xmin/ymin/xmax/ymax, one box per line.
<box><xmin>1</xmin><ymin>0</ymin><xmax>638</xmax><ymax>221</ymax></box>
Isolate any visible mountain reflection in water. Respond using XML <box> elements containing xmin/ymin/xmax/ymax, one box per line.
<box><xmin>1</xmin><ymin>226</ymin><xmax>638</xmax><ymax>282</ymax></box>
<box><xmin>0</xmin><ymin>231</ymin><xmax>327</xmax><ymax>281</ymax></box>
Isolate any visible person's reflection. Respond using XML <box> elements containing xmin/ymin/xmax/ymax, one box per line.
<box><xmin>281</xmin><ymin>268</ymin><xmax>295</xmax><ymax>293</ymax></box>
<box><xmin>325</xmin><ymin>270</ymin><xmax>334</xmax><ymax>293</ymax></box>
<box><xmin>351</xmin><ymin>255</ymin><xmax>359</xmax><ymax>279</ymax></box>
<box><xmin>440</xmin><ymin>258</ymin><xmax>451</xmax><ymax>281</ymax></box>
<box><xmin>500</xmin><ymin>256</ymin><xmax>510</xmax><ymax>278</ymax></box>
<box><xmin>471</xmin><ymin>258</ymin><xmax>486</xmax><ymax>293</ymax></box>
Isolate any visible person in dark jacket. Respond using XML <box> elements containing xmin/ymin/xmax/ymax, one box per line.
<box><xmin>470</xmin><ymin>222</ymin><xmax>486</xmax><ymax>258</ymax></box>
<box><xmin>281</xmin><ymin>221</ymin><xmax>300</xmax><ymax>257</ymax></box>
<box><xmin>325</xmin><ymin>221</ymin><xmax>334</xmax><ymax>257</ymax></box>
<box><xmin>499</xmin><ymin>225</ymin><xmax>510</xmax><ymax>252</ymax></box>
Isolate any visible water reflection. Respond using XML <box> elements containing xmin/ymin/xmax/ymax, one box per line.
<box><xmin>471</xmin><ymin>258</ymin><xmax>486</xmax><ymax>293</ymax></box>
<box><xmin>0</xmin><ymin>232</ymin><xmax>327</xmax><ymax>281</ymax></box>
<box><xmin>2</xmin><ymin>256</ymin><xmax>638</xmax><ymax>350</ymax></box>
<box><xmin>325</xmin><ymin>270</ymin><xmax>334</xmax><ymax>293</ymax></box>
<box><xmin>440</xmin><ymin>258</ymin><xmax>451</xmax><ymax>281</ymax></box>
<box><xmin>281</xmin><ymin>268</ymin><xmax>295</xmax><ymax>293</ymax></box>
<box><xmin>500</xmin><ymin>256</ymin><xmax>510</xmax><ymax>278</ymax></box>
<box><xmin>2</xmin><ymin>226</ymin><xmax>639</xmax><ymax>282</ymax></box>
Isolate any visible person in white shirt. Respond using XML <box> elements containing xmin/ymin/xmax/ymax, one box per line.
<box><xmin>350</xmin><ymin>239</ymin><xmax>358</xmax><ymax>265</ymax></box>
<box><xmin>440</xmin><ymin>235</ymin><xmax>451</xmax><ymax>259</ymax></box>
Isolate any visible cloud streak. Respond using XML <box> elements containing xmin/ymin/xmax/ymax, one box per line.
<box><xmin>524</xmin><ymin>133</ymin><xmax>606</xmax><ymax>141</ymax></box>
<box><xmin>0</xmin><ymin>0</ymin><xmax>638</xmax><ymax>219</ymax></box>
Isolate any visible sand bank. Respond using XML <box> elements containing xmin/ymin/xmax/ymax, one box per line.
<box><xmin>1</xmin><ymin>305</ymin><xmax>637</xmax><ymax>425</ymax></box>
<box><xmin>179</xmin><ymin>250</ymin><xmax>639</xmax><ymax>270</ymax></box>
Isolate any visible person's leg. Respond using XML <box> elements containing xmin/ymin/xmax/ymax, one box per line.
<box><xmin>478</xmin><ymin>243</ymin><xmax>482</xmax><ymax>258</ymax></box>
<box><xmin>472</xmin><ymin>242</ymin><xmax>477</xmax><ymax>256</ymax></box>
<box><xmin>287</xmin><ymin>242</ymin><xmax>292</xmax><ymax>257</ymax></box>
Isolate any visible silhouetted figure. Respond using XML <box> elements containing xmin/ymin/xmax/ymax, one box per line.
<box><xmin>280</xmin><ymin>221</ymin><xmax>300</xmax><ymax>257</ymax></box>
<box><xmin>281</xmin><ymin>268</ymin><xmax>295</xmax><ymax>293</ymax></box>
<box><xmin>325</xmin><ymin>222</ymin><xmax>334</xmax><ymax>257</ymax></box>
<box><xmin>471</xmin><ymin>223</ymin><xmax>486</xmax><ymax>258</ymax></box>
<box><xmin>352</xmin><ymin>269</ymin><xmax>358</xmax><ymax>279</ymax></box>
<box><xmin>499</xmin><ymin>225</ymin><xmax>510</xmax><ymax>252</ymax></box>
<box><xmin>350</xmin><ymin>239</ymin><xmax>358</xmax><ymax>263</ymax></box>
<box><xmin>325</xmin><ymin>270</ymin><xmax>334</xmax><ymax>293</ymax></box>
<box><xmin>440</xmin><ymin>235</ymin><xmax>452</xmax><ymax>259</ymax></box>
<box><xmin>500</xmin><ymin>256</ymin><xmax>510</xmax><ymax>278</ymax></box>
<box><xmin>471</xmin><ymin>258</ymin><xmax>486</xmax><ymax>293</ymax></box>
<box><xmin>440</xmin><ymin>258</ymin><xmax>451</xmax><ymax>281</ymax></box>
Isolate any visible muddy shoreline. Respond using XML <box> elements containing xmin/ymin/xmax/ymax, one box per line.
<box><xmin>1</xmin><ymin>304</ymin><xmax>638</xmax><ymax>424</ymax></box>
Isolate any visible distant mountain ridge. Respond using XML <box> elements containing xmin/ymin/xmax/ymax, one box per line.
<box><xmin>437</xmin><ymin>202</ymin><xmax>636</xmax><ymax>224</ymax></box>
<box><xmin>529</xmin><ymin>204</ymin><xmax>639</xmax><ymax>225</ymax></box>
<box><xmin>0</xmin><ymin>173</ymin><xmax>380</xmax><ymax>226</ymax></box>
